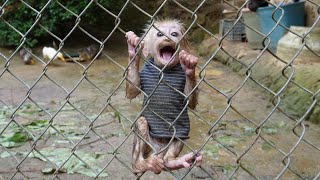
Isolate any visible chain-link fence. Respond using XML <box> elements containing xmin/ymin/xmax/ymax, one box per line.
<box><xmin>0</xmin><ymin>0</ymin><xmax>319</xmax><ymax>179</ymax></box>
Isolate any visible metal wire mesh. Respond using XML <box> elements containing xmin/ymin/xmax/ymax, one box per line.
<box><xmin>0</xmin><ymin>0</ymin><xmax>319</xmax><ymax>179</ymax></box>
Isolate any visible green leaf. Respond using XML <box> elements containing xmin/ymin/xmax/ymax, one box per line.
<box><xmin>261</xmin><ymin>142</ymin><xmax>272</xmax><ymax>151</ymax></box>
<box><xmin>42</xmin><ymin>167</ymin><xmax>55</xmax><ymax>174</ymax></box>
<box><xmin>203</xmin><ymin>144</ymin><xmax>219</xmax><ymax>157</ymax></box>
<box><xmin>0</xmin><ymin>151</ymin><xmax>16</xmax><ymax>158</ymax></box>
<box><xmin>25</xmin><ymin>120</ymin><xmax>49</xmax><ymax>130</ymax></box>
<box><xmin>0</xmin><ymin>131</ymin><xmax>30</xmax><ymax>148</ymax></box>
<box><xmin>243</xmin><ymin>126</ymin><xmax>255</xmax><ymax>135</ymax></box>
<box><xmin>54</xmin><ymin>140</ymin><xmax>70</xmax><ymax>144</ymax></box>
<box><xmin>221</xmin><ymin>89</ymin><xmax>232</xmax><ymax>93</ymax></box>
<box><xmin>0</xmin><ymin>141</ymin><xmax>25</xmax><ymax>148</ymax></box>
<box><xmin>7</xmin><ymin>132</ymin><xmax>29</xmax><ymax>142</ymax></box>
<box><xmin>216</xmin><ymin>135</ymin><xmax>237</xmax><ymax>146</ymax></box>
<box><xmin>27</xmin><ymin>147</ymin><xmax>108</xmax><ymax>177</ymax></box>
<box><xmin>113</xmin><ymin>111</ymin><xmax>121</xmax><ymax>122</ymax></box>
<box><xmin>263</xmin><ymin>127</ymin><xmax>278</xmax><ymax>135</ymax></box>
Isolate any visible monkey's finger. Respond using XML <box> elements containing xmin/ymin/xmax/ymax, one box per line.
<box><xmin>184</xmin><ymin>55</ymin><xmax>197</xmax><ymax>68</ymax></box>
<box><xmin>179</xmin><ymin>49</ymin><xmax>186</xmax><ymax>55</ymax></box>
<box><xmin>153</xmin><ymin>163</ymin><xmax>164</xmax><ymax>174</ymax></box>
<box><xmin>179</xmin><ymin>55</ymin><xmax>187</xmax><ymax>67</ymax></box>
<box><xmin>129</xmin><ymin>35</ymin><xmax>138</xmax><ymax>46</ymax></box>
<box><xmin>179</xmin><ymin>50</ymin><xmax>187</xmax><ymax>60</ymax></box>
<box><xmin>182</xmin><ymin>161</ymin><xmax>191</xmax><ymax>168</ymax></box>
<box><xmin>184</xmin><ymin>56</ymin><xmax>192</xmax><ymax>68</ymax></box>
<box><xmin>134</xmin><ymin>36</ymin><xmax>141</xmax><ymax>46</ymax></box>
<box><xmin>152</xmin><ymin>156</ymin><xmax>164</xmax><ymax>171</ymax></box>
<box><xmin>125</xmin><ymin>31</ymin><xmax>135</xmax><ymax>38</ymax></box>
<box><xmin>194</xmin><ymin>153</ymin><xmax>203</xmax><ymax>166</ymax></box>
<box><xmin>157</xmin><ymin>162</ymin><xmax>165</xmax><ymax>170</ymax></box>
<box><xmin>152</xmin><ymin>165</ymin><xmax>161</xmax><ymax>174</ymax></box>
<box><xmin>158</xmin><ymin>156</ymin><xmax>164</xmax><ymax>164</ymax></box>
<box><xmin>127</xmin><ymin>32</ymin><xmax>139</xmax><ymax>45</ymax></box>
<box><xmin>189</xmin><ymin>58</ymin><xmax>198</xmax><ymax>69</ymax></box>
<box><xmin>140</xmin><ymin>41</ymin><xmax>145</xmax><ymax>50</ymax></box>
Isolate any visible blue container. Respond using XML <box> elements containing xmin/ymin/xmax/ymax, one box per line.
<box><xmin>244</xmin><ymin>1</ymin><xmax>305</xmax><ymax>52</ymax></box>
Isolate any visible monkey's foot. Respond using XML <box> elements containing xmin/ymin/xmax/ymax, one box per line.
<box><xmin>165</xmin><ymin>152</ymin><xmax>202</xmax><ymax>170</ymax></box>
<box><xmin>133</xmin><ymin>155</ymin><xmax>164</xmax><ymax>174</ymax></box>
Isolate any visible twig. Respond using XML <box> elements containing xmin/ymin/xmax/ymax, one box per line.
<box><xmin>92</xmin><ymin>120</ymin><xmax>115</xmax><ymax>129</ymax></box>
<box><xmin>0</xmin><ymin>168</ymin><xmax>41</xmax><ymax>173</ymax></box>
<box><xmin>117</xmin><ymin>117</ymin><xmax>127</xmax><ymax>135</ymax></box>
<box><xmin>78</xmin><ymin>137</ymin><xmax>102</xmax><ymax>147</ymax></box>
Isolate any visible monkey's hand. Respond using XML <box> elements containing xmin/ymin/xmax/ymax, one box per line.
<box><xmin>179</xmin><ymin>50</ymin><xmax>198</xmax><ymax>109</ymax></box>
<box><xmin>125</xmin><ymin>31</ymin><xmax>144</xmax><ymax>61</ymax></box>
<box><xmin>179</xmin><ymin>50</ymin><xmax>198</xmax><ymax>79</ymax></box>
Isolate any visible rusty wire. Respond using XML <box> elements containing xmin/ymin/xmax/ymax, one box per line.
<box><xmin>0</xmin><ymin>0</ymin><xmax>319</xmax><ymax>179</ymax></box>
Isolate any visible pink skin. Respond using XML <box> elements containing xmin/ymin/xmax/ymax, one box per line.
<box><xmin>165</xmin><ymin>152</ymin><xmax>203</xmax><ymax>170</ymax></box>
<box><xmin>179</xmin><ymin>50</ymin><xmax>197</xmax><ymax>78</ymax></box>
<box><xmin>152</xmin><ymin>25</ymin><xmax>182</xmax><ymax>68</ymax></box>
<box><xmin>125</xmin><ymin>30</ymin><xmax>202</xmax><ymax>173</ymax></box>
<box><xmin>125</xmin><ymin>30</ymin><xmax>198</xmax><ymax>77</ymax></box>
<box><xmin>144</xmin><ymin>155</ymin><xmax>165</xmax><ymax>174</ymax></box>
<box><xmin>126</xmin><ymin>31</ymin><xmax>144</xmax><ymax>61</ymax></box>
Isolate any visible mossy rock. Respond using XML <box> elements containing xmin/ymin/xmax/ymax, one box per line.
<box><xmin>308</xmin><ymin>105</ymin><xmax>320</xmax><ymax>124</ymax></box>
<box><xmin>201</xmin><ymin>38</ymin><xmax>320</xmax><ymax>125</ymax></box>
<box><xmin>197</xmin><ymin>38</ymin><xmax>219</xmax><ymax>57</ymax></box>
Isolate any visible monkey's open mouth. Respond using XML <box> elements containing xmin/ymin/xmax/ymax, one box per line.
<box><xmin>160</xmin><ymin>46</ymin><xmax>176</xmax><ymax>62</ymax></box>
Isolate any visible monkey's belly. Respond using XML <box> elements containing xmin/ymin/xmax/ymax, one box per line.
<box><xmin>142</xmin><ymin>105</ymin><xmax>190</xmax><ymax>139</ymax></box>
<box><xmin>141</xmin><ymin>58</ymin><xmax>190</xmax><ymax>139</ymax></box>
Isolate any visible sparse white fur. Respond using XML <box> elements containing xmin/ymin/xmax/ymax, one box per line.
<box><xmin>142</xmin><ymin>19</ymin><xmax>189</xmax><ymax>58</ymax></box>
<box><xmin>125</xmin><ymin>19</ymin><xmax>201</xmax><ymax>173</ymax></box>
<box><xmin>42</xmin><ymin>46</ymin><xmax>65</xmax><ymax>62</ymax></box>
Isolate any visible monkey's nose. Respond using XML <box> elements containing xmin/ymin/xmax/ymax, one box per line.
<box><xmin>163</xmin><ymin>37</ymin><xmax>170</xmax><ymax>41</ymax></box>
<box><xmin>163</xmin><ymin>38</ymin><xmax>175</xmax><ymax>44</ymax></box>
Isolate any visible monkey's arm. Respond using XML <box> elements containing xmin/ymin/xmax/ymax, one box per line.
<box><xmin>125</xmin><ymin>31</ymin><xmax>143</xmax><ymax>100</ymax></box>
<box><xmin>126</xmin><ymin>57</ymin><xmax>141</xmax><ymax>99</ymax></box>
<box><xmin>184</xmin><ymin>75</ymin><xmax>198</xmax><ymax>110</ymax></box>
<box><xmin>179</xmin><ymin>50</ymin><xmax>198</xmax><ymax>110</ymax></box>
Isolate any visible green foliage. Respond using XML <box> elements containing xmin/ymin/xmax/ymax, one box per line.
<box><xmin>261</xmin><ymin>141</ymin><xmax>273</xmax><ymax>151</ymax></box>
<box><xmin>0</xmin><ymin>131</ymin><xmax>31</xmax><ymax>148</ymax></box>
<box><xmin>0</xmin><ymin>0</ymin><xmax>124</xmax><ymax>47</ymax></box>
<box><xmin>28</xmin><ymin>147</ymin><xmax>108</xmax><ymax>177</ymax></box>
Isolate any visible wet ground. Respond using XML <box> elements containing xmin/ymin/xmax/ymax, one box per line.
<box><xmin>0</xmin><ymin>39</ymin><xmax>319</xmax><ymax>179</ymax></box>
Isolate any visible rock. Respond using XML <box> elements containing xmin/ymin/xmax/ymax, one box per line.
<box><xmin>277</xmin><ymin>26</ymin><xmax>320</xmax><ymax>64</ymax></box>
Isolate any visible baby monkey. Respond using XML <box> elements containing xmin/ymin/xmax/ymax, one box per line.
<box><xmin>125</xmin><ymin>19</ymin><xmax>202</xmax><ymax>174</ymax></box>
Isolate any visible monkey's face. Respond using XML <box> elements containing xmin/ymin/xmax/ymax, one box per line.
<box><xmin>151</xmin><ymin>24</ymin><xmax>183</xmax><ymax>68</ymax></box>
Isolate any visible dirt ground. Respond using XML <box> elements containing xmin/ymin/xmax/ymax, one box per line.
<box><xmin>0</xmin><ymin>38</ymin><xmax>319</xmax><ymax>179</ymax></box>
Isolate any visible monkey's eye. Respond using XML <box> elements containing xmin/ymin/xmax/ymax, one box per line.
<box><xmin>157</xmin><ymin>32</ymin><xmax>163</xmax><ymax>37</ymax></box>
<box><xmin>171</xmin><ymin>32</ymin><xmax>178</xmax><ymax>37</ymax></box>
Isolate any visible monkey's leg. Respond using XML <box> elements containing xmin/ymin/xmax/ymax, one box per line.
<box><xmin>163</xmin><ymin>140</ymin><xmax>202</xmax><ymax>170</ymax></box>
<box><xmin>132</xmin><ymin>117</ymin><xmax>164</xmax><ymax>174</ymax></box>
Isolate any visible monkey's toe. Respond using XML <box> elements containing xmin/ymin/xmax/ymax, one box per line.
<box><xmin>132</xmin><ymin>155</ymin><xmax>164</xmax><ymax>174</ymax></box>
